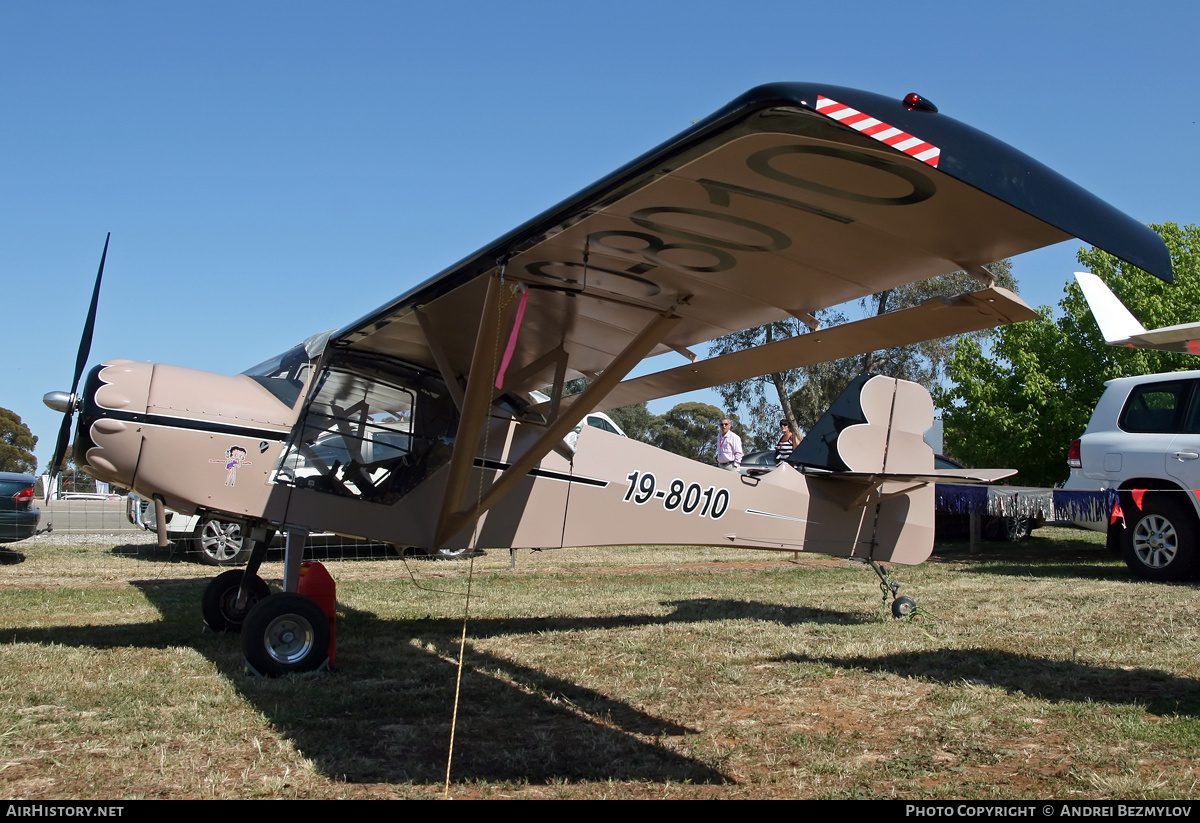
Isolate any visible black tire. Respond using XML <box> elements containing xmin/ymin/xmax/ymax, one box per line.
<box><xmin>434</xmin><ymin>547</ymin><xmax>483</xmax><ymax>560</ymax></box>
<box><xmin>1121</xmin><ymin>496</ymin><xmax>1199</xmax><ymax>582</ymax></box>
<box><xmin>193</xmin><ymin>518</ymin><xmax>252</xmax><ymax>566</ymax></box>
<box><xmin>1106</xmin><ymin>521</ymin><xmax>1123</xmax><ymax>555</ymax></box>
<box><xmin>202</xmin><ymin>569</ymin><xmax>271</xmax><ymax>633</ymax></box>
<box><xmin>1002</xmin><ymin>517</ymin><xmax>1033</xmax><ymax>542</ymax></box>
<box><xmin>242</xmin><ymin>593</ymin><xmax>330</xmax><ymax>676</ymax></box>
<box><xmin>891</xmin><ymin>596</ymin><xmax>917</xmax><ymax>619</ymax></box>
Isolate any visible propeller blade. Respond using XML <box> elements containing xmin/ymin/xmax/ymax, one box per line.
<box><xmin>49</xmin><ymin>411</ymin><xmax>73</xmax><ymax>483</ymax></box>
<box><xmin>71</xmin><ymin>232</ymin><xmax>110</xmax><ymax>397</ymax></box>
<box><xmin>48</xmin><ymin>233</ymin><xmax>110</xmax><ymax>483</ymax></box>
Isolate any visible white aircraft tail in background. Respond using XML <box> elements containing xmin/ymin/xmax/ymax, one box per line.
<box><xmin>1076</xmin><ymin>272</ymin><xmax>1200</xmax><ymax>355</ymax></box>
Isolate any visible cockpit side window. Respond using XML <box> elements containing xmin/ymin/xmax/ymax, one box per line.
<box><xmin>275</xmin><ymin>352</ymin><xmax>458</xmax><ymax>505</ymax></box>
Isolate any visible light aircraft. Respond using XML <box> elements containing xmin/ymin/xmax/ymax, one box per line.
<box><xmin>1076</xmin><ymin>272</ymin><xmax>1198</xmax><ymax>354</ymax></box>
<box><xmin>44</xmin><ymin>83</ymin><xmax>1173</xmax><ymax>675</ymax></box>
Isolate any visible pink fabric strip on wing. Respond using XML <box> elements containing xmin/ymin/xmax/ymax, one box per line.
<box><xmin>495</xmin><ymin>286</ymin><xmax>529</xmax><ymax>390</ymax></box>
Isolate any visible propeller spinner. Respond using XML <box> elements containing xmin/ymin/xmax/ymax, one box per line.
<box><xmin>43</xmin><ymin>233</ymin><xmax>110</xmax><ymax>482</ymax></box>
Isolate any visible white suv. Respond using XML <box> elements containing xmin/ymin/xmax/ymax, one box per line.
<box><xmin>127</xmin><ymin>495</ymin><xmax>259</xmax><ymax>566</ymax></box>
<box><xmin>1067</xmin><ymin>369</ymin><xmax>1200</xmax><ymax>581</ymax></box>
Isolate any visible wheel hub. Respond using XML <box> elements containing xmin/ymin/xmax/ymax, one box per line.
<box><xmin>1134</xmin><ymin>514</ymin><xmax>1178</xmax><ymax>569</ymax></box>
<box><xmin>200</xmin><ymin>520</ymin><xmax>244</xmax><ymax>563</ymax></box>
<box><xmin>263</xmin><ymin>615</ymin><xmax>315</xmax><ymax>664</ymax></box>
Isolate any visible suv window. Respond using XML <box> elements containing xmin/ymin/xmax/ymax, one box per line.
<box><xmin>587</xmin><ymin>416</ymin><xmax>618</xmax><ymax>434</ymax></box>
<box><xmin>1119</xmin><ymin>381</ymin><xmax>1193</xmax><ymax>433</ymax></box>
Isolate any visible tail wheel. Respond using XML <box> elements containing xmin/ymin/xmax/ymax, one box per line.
<box><xmin>202</xmin><ymin>569</ymin><xmax>271</xmax><ymax>633</ymax></box>
<box><xmin>242</xmin><ymin>593</ymin><xmax>330</xmax><ymax>676</ymax></box>
<box><xmin>891</xmin><ymin>596</ymin><xmax>917</xmax><ymax>619</ymax></box>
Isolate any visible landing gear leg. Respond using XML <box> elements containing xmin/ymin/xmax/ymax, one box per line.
<box><xmin>202</xmin><ymin>523</ymin><xmax>275</xmax><ymax>633</ymax></box>
<box><xmin>281</xmin><ymin>527</ymin><xmax>308</xmax><ymax>593</ymax></box>
<box><xmin>243</xmin><ymin>524</ymin><xmax>272</xmax><ymax>581</ymax></box>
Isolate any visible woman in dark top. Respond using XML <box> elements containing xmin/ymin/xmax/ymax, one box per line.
<box><xmin>775</xmin><ymin>419</ymin><xmax>801</xmax><ymax>463</ymax></box>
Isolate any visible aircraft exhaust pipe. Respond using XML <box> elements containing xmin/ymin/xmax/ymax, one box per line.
<box><xmin>152</xmin><ymin>495</ymin><xmax>169</xmax><ymax>548</ymax></box>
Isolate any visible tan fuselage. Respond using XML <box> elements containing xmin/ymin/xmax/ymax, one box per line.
<box><xmin>79</xmin><ymin>360</ymin><xmax>936</xmax><ymax>565</ymax></box>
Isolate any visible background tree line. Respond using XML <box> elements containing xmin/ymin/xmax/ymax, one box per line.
<box><xmin>0</xmin><ymin>408</ymin><xmax>38</xmax><ymax>474</ymax></box>
<box><xmin>707</xmin><ymin>261</ymin><xmax>1017</xmax><ymax>451</ymax></box>
<box><xmin>938</xmin><ymin>224</ymin><xmax>1200</xmax><ymax>486</ymax></box>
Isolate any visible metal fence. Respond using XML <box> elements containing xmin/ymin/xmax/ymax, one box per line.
<box><xmin>17</xmin><ymin>496</ymin><xmax>408</xmax><ymax>565</ymax></box>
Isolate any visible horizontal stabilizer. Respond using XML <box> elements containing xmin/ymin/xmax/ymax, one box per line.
<box><xmin>931</xmin><ymin>467</ymin><xmax>1016</xmax><ymax>483</ymax></box>
<box><xmin>812</xmin><ymin>466</ymin><xmax>1017</xmax><ymax>485</ymax></box>
<box><xmin>544</xmin><ymin>287</ymin><xmax>1035</xmax><ymax>414</ymax></box>
<box><xmin>1076</xmin><ymin>272</ymin><xmax>1200</xmax><ymax>354</ymax></box>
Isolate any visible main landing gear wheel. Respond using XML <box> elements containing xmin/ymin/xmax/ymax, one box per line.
<box><xmin>202</xmin><ymin>569</ymin><xmax>271</xmax><ymax>633</ymax></box>
<box><xmin>242</xmin><ymin>593</ymin><xmax>330</xmax><ymax>676</ymax></box>
<box><xmin>891</xmin><ymin>596</ymin><xmax>917</xmax><ymax>619</ymax></box>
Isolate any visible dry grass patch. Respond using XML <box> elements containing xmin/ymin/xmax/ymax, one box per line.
<box><xmin>1</xmin><ymin>527</ymin><xmax>1199</xmax><ymax>798</ymax></box>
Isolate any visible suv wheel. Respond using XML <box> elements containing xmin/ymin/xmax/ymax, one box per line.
<box><xmin>193</xmin><ymin>518</ymin><xmax>252</xmax><ymax>566</ymax></box>
<box><xmin>1121</xmin><ymin>497</ymin><xmax>1199</xmax><ymax>582</ymax></box>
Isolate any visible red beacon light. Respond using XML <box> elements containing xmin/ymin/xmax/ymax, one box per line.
<box><xmin>902</xmin><ymin>92</ymin><xmax>938</xmax><ymax>113</ymax></box>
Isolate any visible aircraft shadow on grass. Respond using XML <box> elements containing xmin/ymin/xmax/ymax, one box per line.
<box><xmin>783</xmin><ymin>648</ymin><xmax>1200</xmax><ymax>718</ymax></box>
<box><xmin>107</xmin><ymin>540</ymin><xmax>399</xmax><ymax>566</ymax></box>
<box><xmin>2</xmin><ymin>582</ymin><xmax>868</xmax><ymax>785</ymax></box>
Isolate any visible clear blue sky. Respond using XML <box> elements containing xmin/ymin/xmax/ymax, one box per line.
<box><xmin>4</xmin><ymin>0</ymin><xmax>1198</xmax><ymax>467</ymax></box>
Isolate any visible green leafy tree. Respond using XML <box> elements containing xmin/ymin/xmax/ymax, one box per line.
<box><xmin>713</xmin><ymin>263</ymin><xmax>1015</xmax><ymax>441</ymax></box>
<box><xmin>606</xmin><ymin>402</ymin><xmax>657</xmax><ymax>443</ymax></box>
<box><xmin>788</xmin><ymin>352</ymin><xmax>863</xmax><ymax>433</ymax></box>
<box><xmin>648</xmin><ymin>402</ymin><xmax>747</xmax><ymax>462</ymax></box>
<box><xmin>855</xmin><ymin>262</ymin><xmax>1014</xmax><ymax>378</ymax></box>
<box><xmin>0</xmin><ymin>408</ymin><xmax>38</xmax><ymax>474</ymax></box>
<box><xmin>938</xmin><ymin>224</ymin><xmax>1200</xmax><ymax>487</ymax></box>
<box><xmin>709</xmin><ymin>309</ymin><xmax>845</xmax><ymax>447</ymax></box>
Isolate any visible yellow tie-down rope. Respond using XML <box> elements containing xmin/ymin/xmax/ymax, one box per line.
<box><xmin>444</xmin><ymin>268</ymin><xmax>520</xmax><ymax>799</ymax></box>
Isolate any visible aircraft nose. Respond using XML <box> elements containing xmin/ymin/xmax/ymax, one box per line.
<box><xmin>73</xmin><ymin>360</ymin><xmax>153</xmax><ymax>489</ymax></box>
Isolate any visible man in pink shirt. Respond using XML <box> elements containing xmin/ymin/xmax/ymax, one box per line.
<box><xmin>716</xmin><ymin>418</ymin><xmax>743</xmax><ymax>471</ymax></box>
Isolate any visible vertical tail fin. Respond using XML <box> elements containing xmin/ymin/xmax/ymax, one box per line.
<box><xmin>790</xmin><ymin>374</ymin><xmax>933</xmax><ymax>475</ymax></box>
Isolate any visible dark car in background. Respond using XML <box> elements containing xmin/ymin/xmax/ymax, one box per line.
<box><xmin>737</xmin><ymin>449</ymin><xmax>780</xmax><ymax>477</ymax></box>
<box><xmin>0</xmin><ymin>473</ymin><xmax>41</xmax><ymax>544</ymax></box>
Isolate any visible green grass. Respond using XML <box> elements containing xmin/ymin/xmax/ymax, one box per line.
<box><xmin>2</xmin><ymin>528</ymin><xmax>1199</xmax><ymax>798</ymax></box>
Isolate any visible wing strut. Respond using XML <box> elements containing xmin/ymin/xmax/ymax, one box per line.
<box><xmin>492</xmin><ymin>344</ymin><xmax>569</xmax><ymax>406</ymax></box>
<box><xmin>533</xmin><ymin>287</ymin><xmax>1035</xmax><ymax>415</ymax></box>
<box><xmin>438</xmin><ymin>272</ymin><xmax>521</xmax><ymax>537</ymax></box>
<box><xmin>415</xmin><ymin>307</ymin><xmax>466</xmax><ymax>412</ymax></box>
<box><xmin>435</xmin><ymin>308</ymin><xmax>682</xmax><ymax>547</ymax></box>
